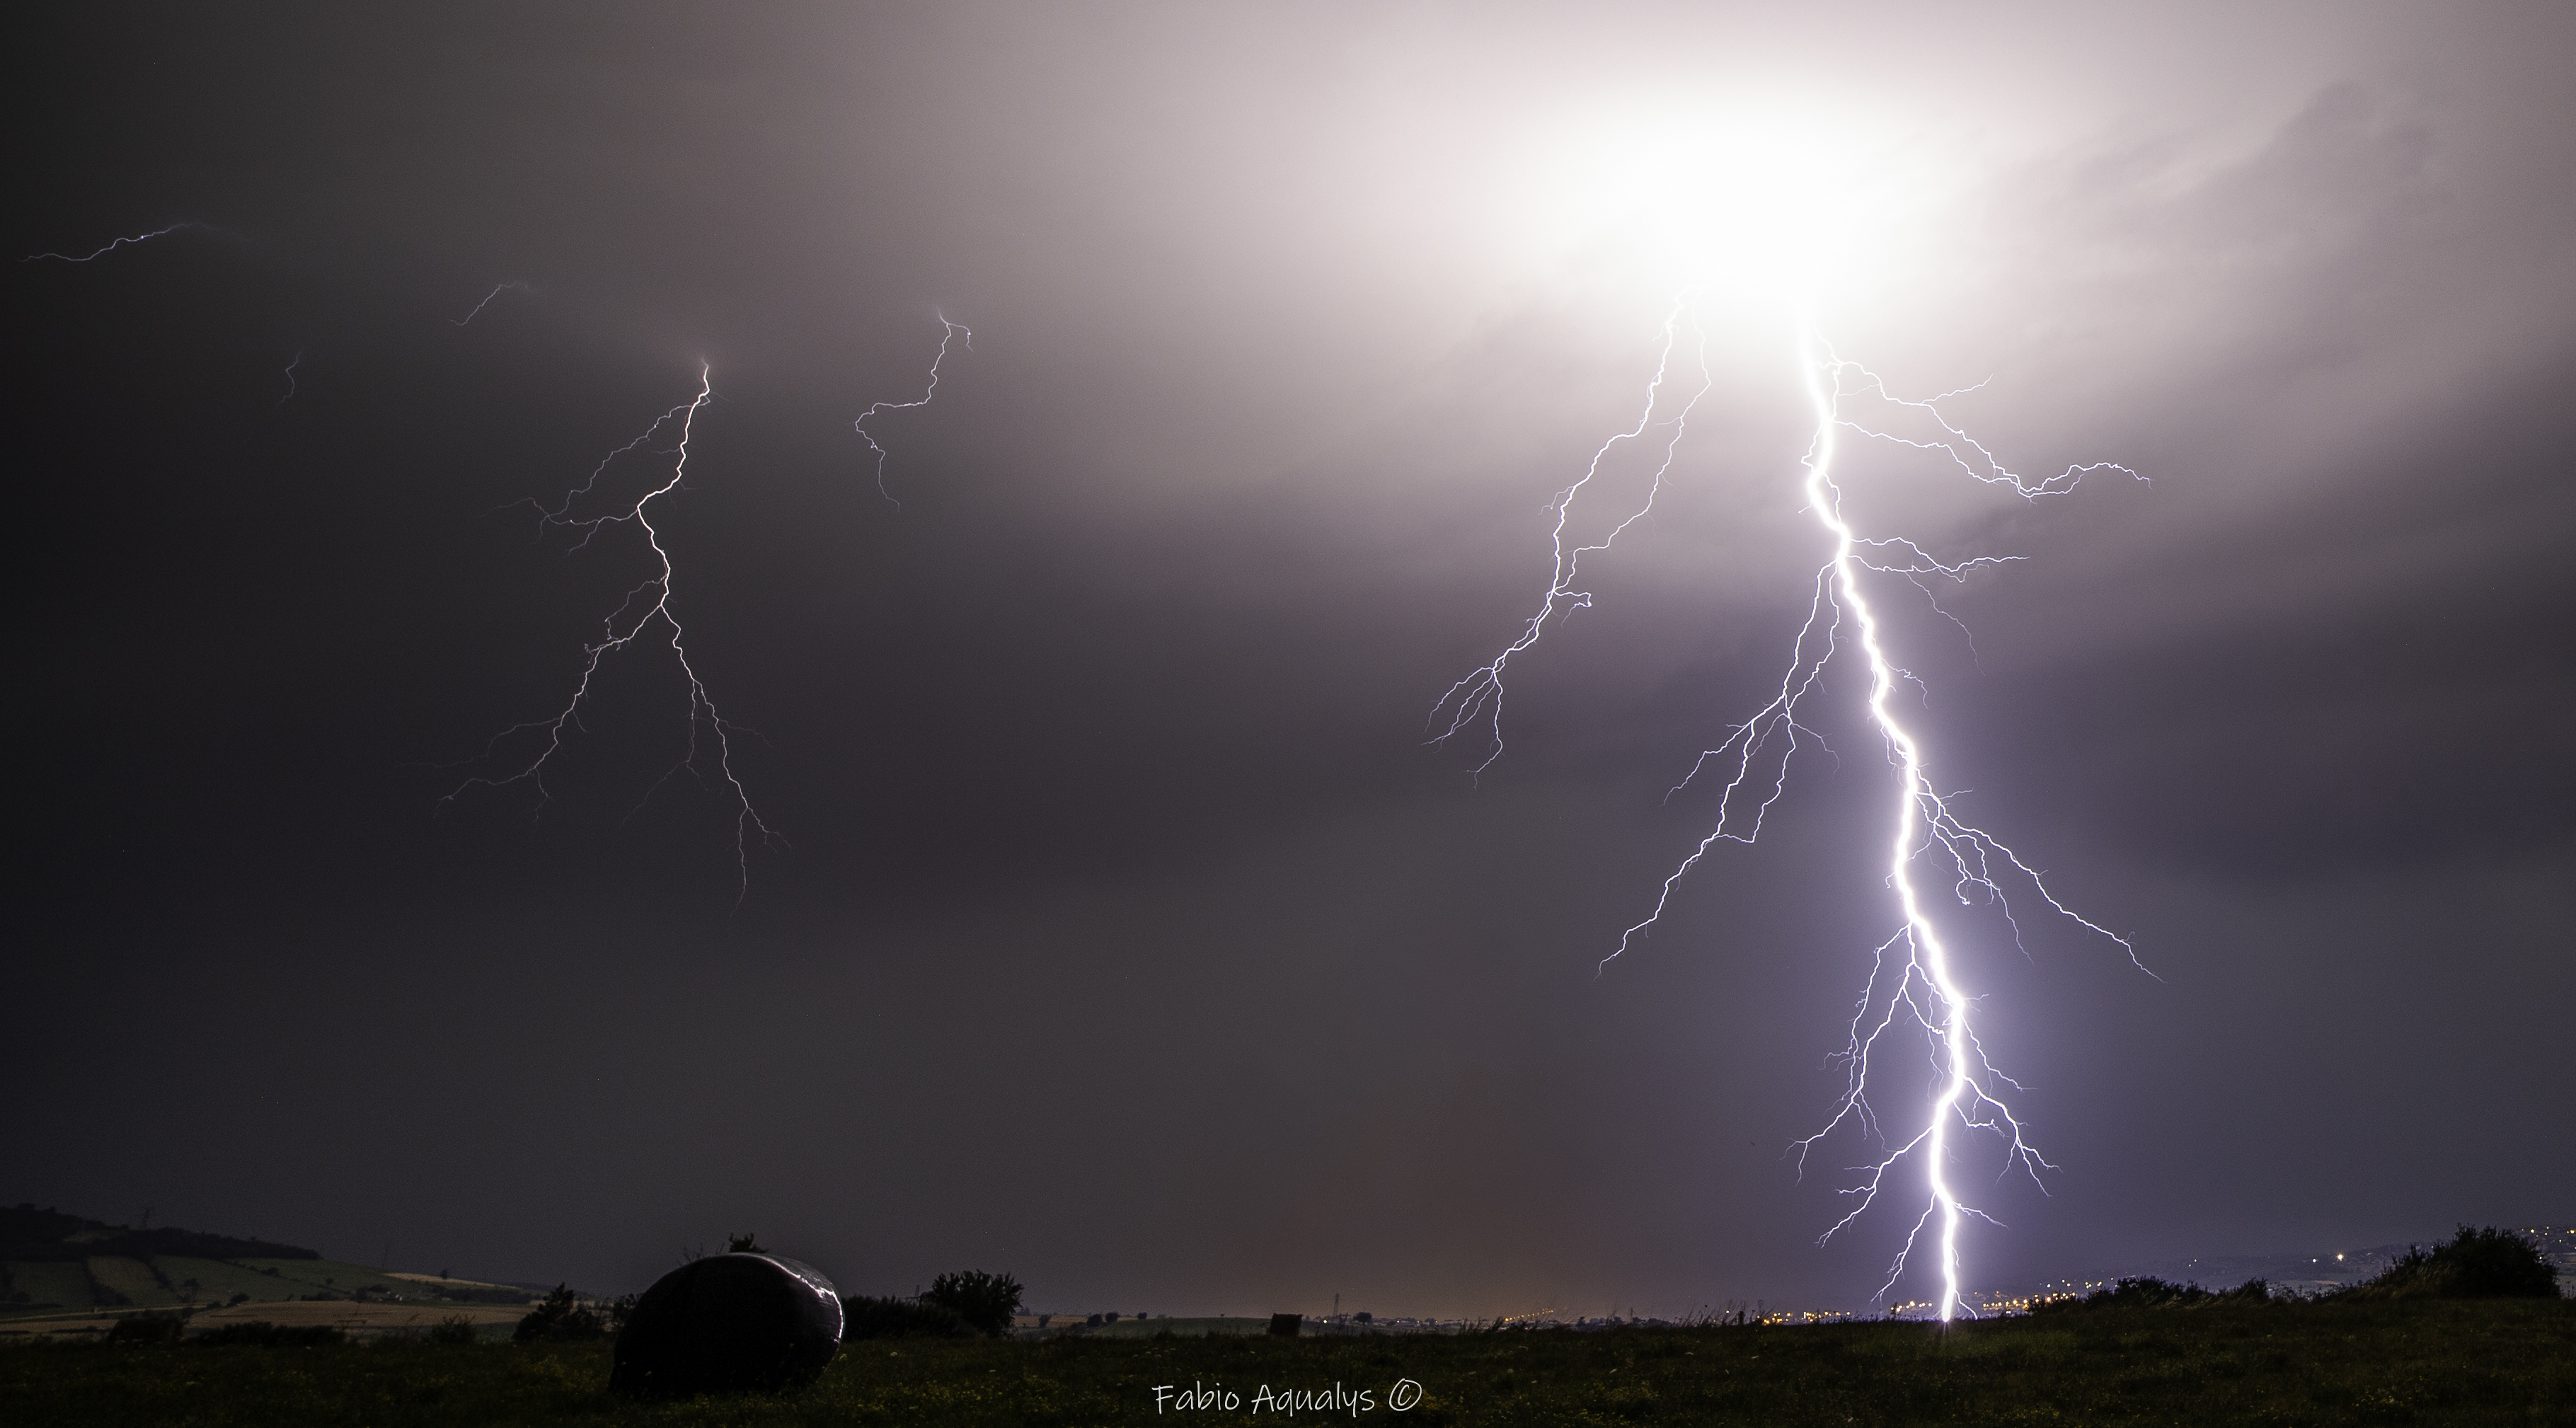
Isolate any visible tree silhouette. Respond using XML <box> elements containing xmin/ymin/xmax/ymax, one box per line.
<box><xmin>923</xmin><ymin>1270</ymin><xmax>1023</xmax><ymax>1337</ymax></box>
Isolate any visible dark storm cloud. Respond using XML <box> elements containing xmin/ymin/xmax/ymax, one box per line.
<box><xmin>9</xmin><ymin>1</ymin><xmax>2568</xmax><ymax>1317</ymax></box>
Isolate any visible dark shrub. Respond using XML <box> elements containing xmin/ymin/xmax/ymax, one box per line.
<box><xmin>839</xmin><ymin>1294</ymin><xmax>978</xmax><ymax>1340</ymax></box>
<box><xmin>425</xmin><ymin>1316</ymin><xmax>479</xmax><ymax>1345</ymax></box>
<box><xmin>194</xmin><ymin>1322</ymin><xmax>346</xmax><ymax>1346</ymax></box>
<box><xmin>2345</xmin><ymin>1226</ymin><xmax>2562</xmax><ymax>1300</ymax></box>
<box><xmin>514</xmin><ymin>1284</ymin><xmax>609</xmax><ymax>1342</ymax></box>
<box><xmin>922</xmin><ymin>1270</ymin><xmax>1023</xmax><ymax>1337</ymax></box>
<box><xmin>106</xmin><ymin>1315</ymin><xmax>185</xmax><ymax>1345</ymax></box>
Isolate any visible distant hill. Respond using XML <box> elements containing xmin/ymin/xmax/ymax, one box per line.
<box><xmin>1</xmin><ymin>1203</ymin><xmax>537</xmax><ymax>1322</ymax></box>
<box><xmin>0</xmin><ymin>1204</ymin><xmax>319</xmax><ymax>1263</ymax></box>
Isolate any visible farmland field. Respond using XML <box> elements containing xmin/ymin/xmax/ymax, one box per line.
<box><xmin>0</xmin><ymin>1257</ymin><xmax>528</xmax><ymax>1323</ymax></box>
<box><xmin>3</xmin><ymin>1297</ymin><xmax>2570</xmax><ymax>1425</ymax></box>
<box><xmin>81</xmin><ymin>1257</ymin><xmax>165</xmax><ymax>1306</ymax></box>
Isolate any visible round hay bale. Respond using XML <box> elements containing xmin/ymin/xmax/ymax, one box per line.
<box><xmin>609</xmin><ymin>1253</ymin><xmax>842</xmax><ymax>1396</ymax></box>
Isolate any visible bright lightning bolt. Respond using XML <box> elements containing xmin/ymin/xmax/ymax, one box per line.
<box><xmin>452</xmin><ymin>281</ymin><xmax>532</xmax><ymax>326</ymax></box>
<box><xmin>21</xmin><ymin>222</ymin><xmax>206</xmax><ymax>263</ymax></box>
<box><xmin>1437</xmin><ymin>297</ymin><xmax>2143</xmax><ymax>1321</ymax></box>
<box><xmin>853</xmin><ymin>315</ymin><xmax>971</xmax><ymax>505</ymax></box>
<box><xmin>442</xmin><ymin>365</ymin><xmax>780</xmax><ymax>899</ymax></box>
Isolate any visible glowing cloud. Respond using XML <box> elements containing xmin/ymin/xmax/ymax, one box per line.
<box><xmin>1517</xmin><ymin>96</ymin><xmax>1945</xmax><ymax>304</ymax></box>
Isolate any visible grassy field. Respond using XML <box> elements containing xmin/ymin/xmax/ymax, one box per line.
<box><xmin>3</xmin><ymin>1298</ymin><xmax>2570</xmax><ymax>1425</ymax></box>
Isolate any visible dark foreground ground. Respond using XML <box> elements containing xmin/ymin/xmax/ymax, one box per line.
<box><xmin>5</xmin><ymin>1299</ymin><xmax>2571</xmax><ymax>1426</ymax></box>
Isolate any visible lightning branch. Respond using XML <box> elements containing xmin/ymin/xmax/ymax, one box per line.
<box><xmin>442</xmin><ymin>366</ymin><xmax>778</xmax><ymax>898</ymax></box>
<box><xmin>853</xmin><ymin>315</ymin><xmax>972</xmax><ymax>505</ymax></box>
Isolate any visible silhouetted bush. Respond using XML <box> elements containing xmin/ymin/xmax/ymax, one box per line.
<box><xmin>193</xmin><ymin>1322</ymin><xmax>346</xmax><ymax>1346</ymax></box>
<box><xmin>426</xmin><ymin>1316</ymin><xmax>480</xmax><ymax>1345</ymax></box>
<box><xmin>2340</xmin><ymin>1226</ymin><xmax>2562</xmax><ymax>1301</ymax></box>
<box><xmin>837</xmin><ymin>1294</ymin><xmax>978</xmax><ymax>1340</ymax></box>
<box><xmin>513</xmin><ymin>1284</ymin><xmax>610</xmax><ymax>1342</ymax></box>
<box><xmin>106</xmin><ymin>1315</ymin><xmax>186</xmax><ymax>1345</ymax></box>
<box><xmin>922</xmin><ymin>1270</ymin><xmax>1023</xmax><ymax>1337</ymax></box>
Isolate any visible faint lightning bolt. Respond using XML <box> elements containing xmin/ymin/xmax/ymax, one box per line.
<box><xmin>21</xmin><ymin>222</ymin><xmax>206</xmax><ymax>263</ymax></box>
<box><xmin>442</xmin><ymin>365</ymin><xmax>779</xmax><ymax>898</ymax></box>
<box><xmin>1436</xmin><ymin>299</ymin><xmax>2144</xmax><ymax>1321</ymax></box>
<box><xmin>853</xmin><ymin>315</ymin><xmax>972</xmax><ymax>505</ymax></box>
<box><xmin>1427</xmin><ymin>295</ymin><xmax>1712</xmax><ymax>776</ymax></box>
<box><xmin>452</xmin><ymin>281</ymin><xmax>531</xmax><ymax>326</ymax></box>
<box><xmin>277</xmin><ymin>352</ymin><xmax>302</xmax><ymax>406</ymax></box>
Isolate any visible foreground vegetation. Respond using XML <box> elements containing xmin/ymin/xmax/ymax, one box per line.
<box><xmin>5</xmin><ymin>1296</ymin><xmax>2571</xmax><ymax>1426</ymax></box>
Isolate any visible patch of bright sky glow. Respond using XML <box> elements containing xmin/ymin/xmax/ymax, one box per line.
<box><xmin>1512</xmin><ymin>93</ymin><xmax>1960</xmax><ymax>308</ymax></box>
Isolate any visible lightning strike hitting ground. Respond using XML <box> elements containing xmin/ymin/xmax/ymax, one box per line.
<box><xmin>452</xmin><ymin>281</ymin><xmax>531</xmax><ymax>326</ymax></box>
<box><xmin>21</xmin><ymin>222</ymin><xmax>205</xmax><ymax>263</ymax></box>
<box><xmin>442</xmin><ymin>365</ymin><xmax>779</xmax><ymax>897</ymax></box>
<box><xmin>853</xmin><ymin>315</ymin><xmax>972</xmax><ymax>505</ymax></box>
<box><xmin>1434</xmin><ymin>299</ymin><xmax>2141</xmax><ymax>1320</ymax></box>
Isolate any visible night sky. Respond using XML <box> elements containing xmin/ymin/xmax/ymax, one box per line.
<box><xmin>11</xmin><ymin>3</ymin><xmax>2570</xmax><ymax>1319</ymax></box>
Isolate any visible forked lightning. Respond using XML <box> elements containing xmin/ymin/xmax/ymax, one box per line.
<box><xmin>443</xmin><ymin>367</ymin><xmax>778</xmax><ymax>896</ymax></box>
<box><xmin>444</xmin><ymin>318</ymin><xmax>973</xmax><ymax>893</ymax></box>
<box><xmin>1435</xmin><ymin>297</ymin><xmax>2141</xmax><ymax>1320</ymax></box>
